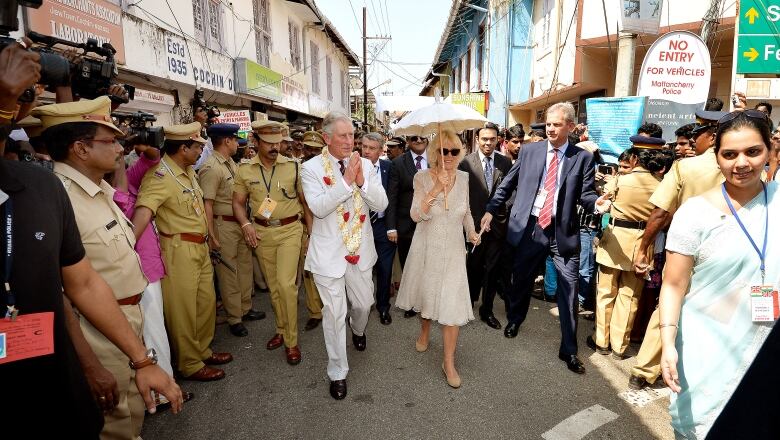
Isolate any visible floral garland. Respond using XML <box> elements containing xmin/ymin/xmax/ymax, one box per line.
<box><xmin>322</xmin><ymin>148</ymin><xmax>365</xmax><ymax>264</ymax></box>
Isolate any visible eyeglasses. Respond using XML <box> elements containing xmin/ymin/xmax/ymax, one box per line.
<box><xmin>82</xmin><ymin>137</ymin><xmax>119</xmax><ymax>146</ymax></box>
<box><xmin>717</xmin><ymin>109</ymin><xmax>769</xmax><ymax>126</ymax></box>
<box><xmin>441</xmin><ymin>148</ymin><xmax>461</xmax><ymax>156</ymax></box>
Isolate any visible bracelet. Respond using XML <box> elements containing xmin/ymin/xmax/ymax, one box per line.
<box><xmin>426</xmin><ymin>197</ymin><xmax>437</xmax><ymax>206</ymax></box>
<box><xmin>659</xmin><ymin>323</ymin><xmax>678</xmax><ymax>329</ymax></box>
<box><xmin>240</xmin><ymin>222</ymin><xmax>252</xmax><ymax>229</ymax></box>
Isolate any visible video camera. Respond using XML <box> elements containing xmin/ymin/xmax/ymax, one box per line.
<box><xmin>112</xmin><ymin>111</ymin><xmax>165</xmax><ymax>149</ymax></box>
<box><xmin>1</xmin><ymin>2</ymin><xmax>133</xmax><ymax>103</ymax></box>
<box><xmin>192</xmin><ymin>89</ymin><xmax>220</xmax><ymax>122</ymax></box>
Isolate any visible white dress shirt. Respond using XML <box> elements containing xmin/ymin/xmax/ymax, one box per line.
<box><xmin>541</xmin><ymin>140</ymin><xmax>569</xmax><ymax>217</ymax></box>
<box><xmin>411</xmin><ymin>151</ymin><xmax>428</xmax><ymax>170</ymax></box>
<box><xmin>477</xmin><ymin>149</ymin><xmax>496</xmax><ymax>173</ymax></box>
<box><xmin>373</xmin><ymin>161</ymin><xmax>385</xmax><ymax>218</ymax></box>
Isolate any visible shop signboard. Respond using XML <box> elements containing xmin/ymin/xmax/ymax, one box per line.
<box><xmin>27</xmin><ymin>0</ymin><xmax>126</xmax><ymax>63</ymax></box>
<box><xmin>448</xmin><ymin>92</ymin><xmax>487</xmax><ymax>116</ymax></box>
<box><xmin>235</xmin><ymin>58</ymin><xmax>282</xmax><ymax>102</ymax></box>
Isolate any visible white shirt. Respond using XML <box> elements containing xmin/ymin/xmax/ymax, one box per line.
<box><xmin>194</xmin><ymin>138</ymin><xmax>214</xmax><ymax>170</ymax></box>
<box><xmin>477</xmin><ymin>150</ymin><xmax>496</xmax><ymax>174</ymax></box>
<box><xmin>542</xmin><ymin>140</ymin><xmax>569</xmax><ymax>217</ymax></box>
<box><xmin>373</xmin><ymin>162</ymin><xmax>385</xmax><ymax>218</ymax></box>
<box><xmin>411</xmin><ymin>151</ymin><xmax>428</xmax><ymax>170</ymax></box>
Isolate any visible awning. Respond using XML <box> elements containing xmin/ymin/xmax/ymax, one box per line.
<box><xmin>509</xmin><ymin>83</ymin><xmax>604</xmax><ymax>111</ymax></box>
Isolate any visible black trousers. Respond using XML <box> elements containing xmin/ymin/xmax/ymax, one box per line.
<box><xmin>466</xmin><ymin>230</ymin><xmax>503</xmax><ymax>318</ymax></box>
<box><xmin>371</xmin><ymin>218</ymin><xmax>396</xmax><ymax>313</ymax></box>
<box><xmin>397</xmin><ymin>235</ymin><xmax>413</xmax><ymax>269</ymax></box>
<box><xmin>506</xmin><ymin>220</ymin><xmax>580</xmax><ymax>356</ymax></box>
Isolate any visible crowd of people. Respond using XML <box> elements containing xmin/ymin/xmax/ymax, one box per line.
<box><xmin>2</xmin><ymin>36</ymin><xmax>780</xmax><ymax>440</ymax></box>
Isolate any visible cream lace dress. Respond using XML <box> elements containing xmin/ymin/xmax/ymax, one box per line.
<box><xmin>395</xmin><ymin>169</ymin><xmax>476</xmax><ymax>326</ymax></box>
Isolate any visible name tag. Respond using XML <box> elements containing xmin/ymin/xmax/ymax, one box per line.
<box><xmin>750</xmin><ymin>285</ymin><xmax>779</xmax><ymax>322</ymax></box>
<box><xmin>257</xmin><ymin>197</ymin><xmax>277</xmax><ymax>219</ymax></box>
<box><xmin>0</xmin><ymin>312</ymin><xmax>55</xmax><ymax>364</ymax></box>
<box><xmin>105</xmin><ymin>220</ymin><xmax>118</xmax><ymax>230</ymax></box>
<box><xmin>531</xmin><ymin>188</ymin><xmax>548</xmax><ymax>217</ymax></box>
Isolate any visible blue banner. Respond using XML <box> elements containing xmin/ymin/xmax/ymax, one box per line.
<box><xmin>585</xmin><ymin>96</ymin><xmax>647</xmax><ymax>163</ymax></box>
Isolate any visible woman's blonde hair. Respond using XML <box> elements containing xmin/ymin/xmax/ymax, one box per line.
<box><xmin>428</xmin><ymin>130</ymin><xmax>465</xmax><ymax>168</ymax></box>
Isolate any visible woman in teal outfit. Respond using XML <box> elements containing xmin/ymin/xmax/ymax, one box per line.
<box><xmin>659</xmin><ymin>110</ymin><xmax>777</xmax><ymax>439</ymax></box>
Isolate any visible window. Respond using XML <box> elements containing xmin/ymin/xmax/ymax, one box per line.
<box><xmin>453</xmin><ymin>66</ymin><xmax>460</xmax><ymax>93</ymax></box>
<box><xmin>193</xmin><ymin>0</ymin><xmax>223</xmax><ymax>50</ymax></box>
<box><xmin>310</xmin><ymin>42</ymin><xmax>320</xmax><ymax>94</ymax></box>
<box><xmin>253</xmin><ymin>0</ymin><xmax>271</xmax><ymax>66</ymax></box>
<box><xmin>326</xmin><ymin>56</ymin><xmax>333</xmax><ymax>100</ymax></box>
<box><xmin>288</xmin><ymin>20</ymin><xmax>301</xmax><ymax>70</ymax></box>
<box><xmin>542</xmin><ymin>0</ymin><xmax>553</xmax><ymax>49</ymax></box>
<box><xmin>477</xmin><ymin>23</ymin><xmax>486</xmax><ymax>89</ymax></box>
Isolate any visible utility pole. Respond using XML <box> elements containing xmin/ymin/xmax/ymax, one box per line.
<box><xmin>363</xmin><ymin>6</ymin><xmax>368</xmax><ymax>128</ymax></box>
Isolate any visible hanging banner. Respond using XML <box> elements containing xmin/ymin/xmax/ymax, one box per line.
<box><xmin>214</xmin><ymin>110</ymin><xmax>251</xmax><ymax>134</ymax></box>
<box><xmin>637</xmin><ymin>31</ymin><xmax>711</xmax><ymax>139</ymax></box>
<box><xmin>585</xmin><ymin>96</ymin><xmax>648</xmax><ymax>163</ymax></box>
<box><xmin>619</xmin><ymin>0</ymin><xmax>663</xmax><ymax>35</ymax></box>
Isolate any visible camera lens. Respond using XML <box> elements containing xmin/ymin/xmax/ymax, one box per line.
<box><xmin>38</xmin><ymin>51</ymin><xmax>71</xmax><ymax>87</ymax></box>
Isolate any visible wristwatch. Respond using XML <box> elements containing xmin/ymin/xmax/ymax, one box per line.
<box><xmin>129</xmin><ymin>348</ymin><xmax>158</xmax><ymax>370</ymax></box>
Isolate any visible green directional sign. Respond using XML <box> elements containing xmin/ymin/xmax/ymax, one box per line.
<box><xmin>737</xmin><ymin>0</ymin><xmax>780</xmax><ymax>74</ymax></box>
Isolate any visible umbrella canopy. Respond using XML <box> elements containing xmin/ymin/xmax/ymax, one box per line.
<box><xmin>393</xmin><ymin>89</ymin><xmax>487</xmax><ymax>136</ymax></box>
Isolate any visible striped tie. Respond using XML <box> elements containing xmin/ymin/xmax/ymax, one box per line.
<box><xmin>537</xmin><ymin>149</ymin><xmax>559</xmax><ymax>229</ymax></box>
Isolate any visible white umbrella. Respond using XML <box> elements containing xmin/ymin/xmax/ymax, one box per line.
<box><xmin>393</xmin><ymin>89</ymin><xmax>488</xmax><ymax>209</ymax></box>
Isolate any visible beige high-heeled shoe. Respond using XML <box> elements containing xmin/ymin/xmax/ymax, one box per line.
<box><xmin>415</xmin><ymin>338</ymin><xmax>428</xmax><ymax>352</ymax></box>
<box><xmin>441</xmin><ymin>363</ymin><xmax>461</xmax><ymax>388</ymax></box>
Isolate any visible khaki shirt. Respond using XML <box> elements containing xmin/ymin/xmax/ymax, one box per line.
<box><xmin>197</xmin><ymin>151</ymin><xmax>237</xmax><ymax>216</ymax></box>
<box><xmin>54</xmin><ymin>162</ymin><xmax>147</xmax><ymax>300</ymax></box>
<box><xmin>649</xmin><ymin>148</ymin><xmax>723</xmax><ymax>214</ymax></box>
<box><xmin>136</xmin><ymin>154</ymin><xmax>208</xmax><ymax>235</ymax></box>
<box><xmin>234</xmin><ymin>155</ymin><xmax>303</xmax><ymax>221</ymax></box>
<box><xmin>596</xmin><ymin>167</ymin><xmax>661</xmax><ymax>270</ymax></box>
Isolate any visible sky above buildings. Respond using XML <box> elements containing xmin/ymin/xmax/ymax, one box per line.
<box><xmin>314</xmin><ymin>0</ymin><xmax>452</xmax><ymax>97</ymax></box>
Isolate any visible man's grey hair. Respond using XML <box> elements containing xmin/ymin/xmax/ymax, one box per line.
<box><xmin>322</xmin><ymin>111</ymin><xmax>353</xmax><ymax>135</ymax></box>
<box><xmin>362</xmin><ymin>132</ymin><xmax>385</xmax><ymax>147</ymax></box>
<box><xmin>547</xmin><ymin>102</ymin><xmax>576</xmax><ymax>123</ymax></box>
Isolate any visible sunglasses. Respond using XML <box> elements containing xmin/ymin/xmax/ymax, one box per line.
<box><xmin>441</xmin><ymin>148</ymin><xmax>461</xmax><ymax>156</ymax></box>
<box><xmin>717</xmin><ymin>109</ymin><xmax>769</xmax><ymax>126</ymax></box>
<box><xmin>409</xmin><ymin>136</ymin><xmax>427</xmax><ymax>143</ymax></box>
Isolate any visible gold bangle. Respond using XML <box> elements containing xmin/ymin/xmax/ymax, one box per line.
<box><xmin>426</xmin><ymin>197</ymin><xmax>437</xmax><ymax>206</ymax></box>
<box><xmin>659</xmin><ymin>323</ymin><xmax>678</xmax><ymax>329</ymax></box>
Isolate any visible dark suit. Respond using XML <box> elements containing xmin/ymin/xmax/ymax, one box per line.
<box><xmin>386</xmin><ymin>151</ymin><xmax>425</xmax><ymax>267</ymax></box>
<box><xmin>458</xmin><ymin>151</ymin><xmax>512</xmax><ymax>318</ymax></box>
<box><xmin>487</xmin><ymin>141</ymin><xmax>597</xmax><ymax>355</ymax></box>
<box><xmin>371</xmin><ymin>159</ymin><xmax>396</xmax><ymax>313</ymax></box>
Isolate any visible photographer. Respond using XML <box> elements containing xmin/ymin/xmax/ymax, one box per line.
<box><xmin>0</xmin><ymin>41</ymin><xmax>181</xmax><ymax>438</ymax></box>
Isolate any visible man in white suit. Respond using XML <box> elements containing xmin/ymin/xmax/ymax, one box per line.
<box><xmin>301</xmin><ymin>112</ymin><xmax>388</xmax><ymax>400</ymax></box>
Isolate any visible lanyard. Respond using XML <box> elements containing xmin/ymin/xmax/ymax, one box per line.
<box><xmin>259</xmin><ymin>165</ymin><xmax>276</xmax><ymax>198</ymax></box>
<box><xmin>3</xmin><ymin>198</ymin><xmax>17</xmax><ymax>320</ymax></box>
<box><xmin>722</xmin><ymin>183</ymin><xmax>769</xmax><ymax>283</ymax></box>
<box><xmin>161</xmin><ymin>159</ymin><xmax>199</xmax><ymax>198</ymax></box>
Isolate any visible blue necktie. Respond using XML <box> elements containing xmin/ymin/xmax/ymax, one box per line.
<box><xmin>484</xmin><ymin>156</ymin><xmax>493</xmax><ymax>193</ymax></box>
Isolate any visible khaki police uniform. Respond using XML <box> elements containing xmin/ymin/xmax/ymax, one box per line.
<box><xmin>631</xmin><ymin>147</ymin><xmax>724</xmax><ymax>383</ymax></box>
<box><xmin>234</xmin><ymin>152</ymin><xmax>304</xmax><ymax>348</ymax></box>
<box><xmin>594</xmin><ymin>167</ymin><xmax>661</xmax><ymax>355</ymax></box>
<box><xmin>34</xmin><ymin>97</ymin><xmax>147</xmax><ymax>440</ymax></box>
<box><xmin>136</xmin><ymin>127</ymin><xmax>216</xmax><ymax>377</ymax></box>
<box><xmin>199</xmin><ymin>151</ymin><xmax>253</xmax><ymax>325</ymax></box>
<box><xmin>300</xmin><ymin>131</ymin><xmax>325</xmax><ymax>320</ymax></box>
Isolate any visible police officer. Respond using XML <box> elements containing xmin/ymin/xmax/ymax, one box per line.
<box><xmin>232</xmin><ymin>120</ymin><xmax>312</xmax><ymax>365</ymax></box>
<box><xmin>300</xmin><ymin>131</ymin><xmax>325</xmax><ymax>331</ymax></box>
<box><xmin>198</xmin><ymin>123</ymin><xmax>265</xmax><ymax>338</ymax></box>
<box><xmin>132</xmin><ymin>122</ymin><xmax>233</xmax><ymax>382</ymax></box>
<box><xmin>588</xmin><ymin>135</ymin><xmax>666</xmax><ymax>359</ymax></box>
<box><xmin>33</xmin><ymin>96</ymin><xmax>180</xmax><ymax>438</ymax></box>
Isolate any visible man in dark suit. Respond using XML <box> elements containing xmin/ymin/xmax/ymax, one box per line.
<box><xmin>386</xmin><ymin>134</ymin><xmax>429</xmax><ymax>318</ymax></box>
<box><xmin>361</xmin><ymin>132</ymin><xmax>396</xmax><ymax>325</ymax></box>
<box><xmin>481</xmin><ymin>102</ymin><xmax>598</xmax><ymax>374</ymax></box>
<box><xmin>459</xmin><ymin>122</ymin><xmax>512</xmax><ymax>329</ymax></box>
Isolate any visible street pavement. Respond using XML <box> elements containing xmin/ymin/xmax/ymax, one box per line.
<box><xmin>143</xmin><ymin>289</ymin><xmax>673</xmax><ymax>440</ymax></box>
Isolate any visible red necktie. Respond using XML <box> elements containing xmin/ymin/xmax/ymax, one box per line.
<box><xmin>537</xmin><ymin>149</ymin><xmax>559</xmax><ymax>229</ymax></box>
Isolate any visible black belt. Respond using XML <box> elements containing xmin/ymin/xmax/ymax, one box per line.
<box><xmin>609</xmin><ymin>217</ymin><xmax>646</xmax><ymax>230</ymax></box>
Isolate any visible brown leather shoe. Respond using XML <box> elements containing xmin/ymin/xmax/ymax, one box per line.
<box><xmin>266</xmin><ymin>333</ymin><xmax>284</xmax><ymax>350</ymax></box>
<box><xmin>184</xmin><ymin>366</ymin><xmax>225</xmax><ymax>382</ymax></box>
<box><xmin>203</xmin><ymin>352</ymin><xmax>233</xmax><ymax>365</ymax></box>
<box><xmin>285</xmin><ymin>346</ymin><xmax>302</xmax><ymax>365</ymax></box>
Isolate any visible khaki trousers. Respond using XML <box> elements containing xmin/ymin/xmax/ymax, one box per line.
<box><xmin>79</xmin><ymin>304</ymin><xmax>145</xmax><ymax>440</ymax></box>
<box><xmin>300</xmin><ymin>226</ymin><xmax>322</xmax><ymax>319</ymax></box>
<box><xmin>630</xmin><ymin>307</ymin><xmax>662</xmax><ymax>383</ymax></box>
<box><xmin>160</xmin><ymin>236</ymin><xmax>216</xmax><ymax>376</ymax></box>
<box><xmin>254</xmin><ymin>221</ymin><xmax>303</xmax><ymax>347</ymax></box>
<box><xmin>595</xmin><ymin>266</ymin><xmax>645</xmax><ymax>355</ymax></box>
<box><xmin>215</xmin><ymin>217</ymin><xmax>253</xmax><ymax>324</ymax></box>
